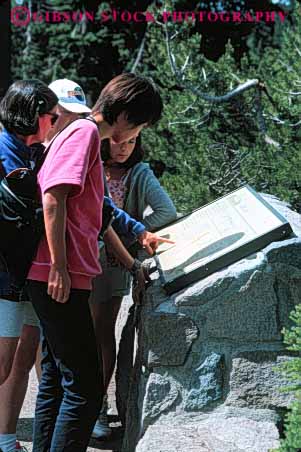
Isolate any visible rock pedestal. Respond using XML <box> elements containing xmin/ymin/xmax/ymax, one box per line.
<box><xmin>117</xmin><ymin>196</ymin><xmax>301</xmax><ymax>452</ymax></box>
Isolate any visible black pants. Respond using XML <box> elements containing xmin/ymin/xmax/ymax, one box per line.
<box><xmin>28</xmin><ymin>280</ymin><xmax>103</xmax><ymax>452</ymax></box>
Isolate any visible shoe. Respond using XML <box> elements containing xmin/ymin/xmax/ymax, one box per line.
<box><xmin>0</xmin><ymin>442</ymin><xmax>28</xmax><ymax>452</ymax></box>
<box><xmin>92</xmin><ymin>395</ymin><xmax>112</xmax><ymax>439</ymax></box>
<box><xmin>107</xmin><ymin>406</ymin><xmax>115</xmax><ymax>416</ymax></box>
<box><xmin>15</xmin><ymin>441</ymin><xmax>29</xmax><ymax>451</ymax></box>
<box><xmin>92</xmin><ymin>415</ymin><xmax>112</xmax><ymax>439</ymax></box>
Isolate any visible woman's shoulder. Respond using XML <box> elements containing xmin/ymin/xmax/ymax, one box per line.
<box><xmin>61</xmin><ymin>118</ymin><xmax>97</xmax><ymax>134</ymax></box>
<box><xmin>70</xmin><ymin>117</ymin><xmax>98</xmax><ymax>132</ymax></box>
<box><xmin>56</xmin><ymin>118</ymin><xmax>99</xmax><ymax>143</ymax></box>
<box><xmin>131</xmin><ymin>162</ymin><xmax>154</xmax><ymax>178</ymax></box>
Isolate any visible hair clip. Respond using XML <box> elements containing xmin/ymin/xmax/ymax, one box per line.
<box><xmin>37</xmin><ymin>99</ymin><xmax>45</xmax><ymax>113</ymax></box>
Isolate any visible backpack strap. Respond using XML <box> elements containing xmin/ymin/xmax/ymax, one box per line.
<box><xmin>0</xmin><ymin>159</ymin><xmax>6</xmax><ymax>180</ymax></box>
<box><xmin>85</xmin><ymin>115</ymin><xmax>98</xmax><ymax>126</ymax></box>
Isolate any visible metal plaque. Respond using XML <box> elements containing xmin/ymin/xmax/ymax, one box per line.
<box><xmin>155</xmin><ymin>185</ymin><xmax>293</xmax><ymax>295</ymax></box>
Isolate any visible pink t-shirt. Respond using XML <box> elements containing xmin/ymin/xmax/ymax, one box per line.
<box><xmin>28</xmin><ymin>119</ymin><xmax>104</xmax><ymax>290</ymax></box>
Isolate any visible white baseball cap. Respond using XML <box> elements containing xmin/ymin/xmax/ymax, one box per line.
<box><xmin>48</xmin><ymin>79</ymin><xmax>91</xmax><ymax>114</ymax></box>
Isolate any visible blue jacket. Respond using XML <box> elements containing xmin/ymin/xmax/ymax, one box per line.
<box><xmin>0</xmin><ymin>129</ymin><xmax>32</xmax><ymax>176</ymax></box>
<box><xmin>105</xmin><ymin>197</ymin><xmax>145</xmax><ymax>242</ymax></box>
<box><xmin>0</xmin><ymin>129</ymin><xmax>36</xmax><ymax>299</ymax></box>
<box><xmin>123</xmin><ymin>162</ymin><xmax>177</xmax><ymax>230</ymax></box>
<box><xmin>104</xmin><ymin>163</ymin><xmax>176</xmax><ymax>248</ymax></box>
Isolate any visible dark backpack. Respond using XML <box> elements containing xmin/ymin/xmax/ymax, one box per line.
<box><xmin>0</xmin><ymin>157</ymin><xmax>45</xmax><ymax>301</ymax></box>
<box><xmin>0</xmin><ymin>119</ymin><xmax>84</xmax><ymax>301</ymax></box>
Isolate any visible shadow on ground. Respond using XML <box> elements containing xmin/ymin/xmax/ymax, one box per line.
<box><xmin>17</xmin><ymin>416</ymin><xmax>124</xmax><ymax>452</ymax></box>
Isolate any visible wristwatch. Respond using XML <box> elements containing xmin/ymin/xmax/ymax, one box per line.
<box><xmin>130</xmin><ymin>258</ymin><xmax>142</xmax><ymax>275</ymax></box>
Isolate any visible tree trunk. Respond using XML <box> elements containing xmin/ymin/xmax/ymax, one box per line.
<box><xmin>0</xmin><ymin>0</ymin><xmax>11</xmax><ymax>99</ymax></box>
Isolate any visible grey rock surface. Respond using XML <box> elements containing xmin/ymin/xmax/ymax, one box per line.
<box><xmin>118</xmin><ymin>195</ymin><xmax>301</xmax><ymax>452</ymax></box>
<box><xmin>135</xmin><ymin>414</ymin><xmax>280</xmax><ymax>452</ymax></box>
<box><xmin>184</xmin><ymin>352</ymin><xmax>224</xmax><ymax>411</ymax></box>
<box><xmin>142</xmin><ymin>373</ymin><xmax>180</xmax><ymax>425</ymax></box>
<box><xmin>204</xmin><ymin>269</ymin><xmax>281</xmax><ymax>342</ymax></box>
<box><xmin>226</xmin><ymin>351</ymin><xmax>295</xmax><ymax>409</ymax></box>
<box><xmin>145</xmin><ymin>313</ymin><xmax>199</xmax><ymax>367</ymax></box>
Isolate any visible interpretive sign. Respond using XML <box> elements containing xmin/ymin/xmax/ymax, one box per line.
<box><xmin>155</xmin><ymin>185</ymin><xmax>293</xmax><ymax>294</ymax></box>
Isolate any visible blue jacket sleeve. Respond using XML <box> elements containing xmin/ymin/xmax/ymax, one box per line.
<box><xmin>104</xmin><ymin>196</ymin><xmax>145</xmax><ymax>246</ymax></box>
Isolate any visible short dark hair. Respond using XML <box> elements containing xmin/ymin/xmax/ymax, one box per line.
<box><xmin>0</xmin><ymin>79</ymin><xmax>58</xmax><ymax>136</ymax></box>
<box><xmin>92</xmin><ymin>73</ymin><xmax>163</xmax><ymax>127</ymax></box>
<box><xmin>101</xmin><ymin>135</ymin><xmax>144</xmax><ymax>170</ymax></box>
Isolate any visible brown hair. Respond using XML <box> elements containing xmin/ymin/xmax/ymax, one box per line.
<box><xmin>101</xmin><ymin>135</ymin><xmax>144</xmax><ymax>170</ymax></box>
<box><xmin>92</xmin><ymin>73</ymin><xmax>163</xmax><ymax>127</ymax></box>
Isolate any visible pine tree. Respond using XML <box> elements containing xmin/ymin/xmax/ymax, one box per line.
<box><xmin>274</xmin><ymin>305</ymin><xmax>301</xmax><ymax>451</ymax></box>
<box><xmin>139</xmin><ymin>6</ymin><xmax>301</xmax><ymax>213</ymax></box>
<box><xmin>10</xmin><ymin>1</ymin><xmax>301</xmax><ymax>212</ymax></box>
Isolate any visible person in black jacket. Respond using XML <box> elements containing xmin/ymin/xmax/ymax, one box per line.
<box><xmin>0</xmin><ymin>80</ymin><xmax>58</xmax><ymax>452</ymax></box>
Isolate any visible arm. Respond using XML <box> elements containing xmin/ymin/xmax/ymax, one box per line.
<box><xmin>106</xmin><ymin>196</ymin><xmax>175</xmax><ymax>255</ymax></box>
<box><xmin>43</xmin><ymin>184</ymin><xmax>71</xmax><ymax>303</ymax></box>
<box><xmin>103</xmin><ymin>225</ymin><xmax>149</xmax><ymax>304</ymax></box>
<box><xmin>136</xmin><ymin>230</ymin><xmax>175</xmax><ymax>255</ymax></box>
<box><xmin>105</xmin><ymin>196</ymin><xmax>146</xmax><ymax>244</ymax></box>
<box><xmin>103</xmin><ymin>225</ymin><xmax>135</xmax><ymax>270</ymax></box>
<box><xmin>141</xmin><ymin>171</ymin><xmax>177</xmax><ymax>231</ymax></box>
<box><xmin>39</xmin><ymin>121</ymin><xmax>99</xmax><ymax>302</ymax></box>
<box><xmin>107</xmin><ymin>197</ymin><xmax>170</xmax><ymax>255</ymax></box>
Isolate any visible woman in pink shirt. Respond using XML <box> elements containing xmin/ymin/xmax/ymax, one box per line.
<box><xmin>27</xmin><ymin>74</ymin><xmax>163</xmax><ymax>452</ymax></box>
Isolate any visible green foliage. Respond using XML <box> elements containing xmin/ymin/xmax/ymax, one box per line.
<box><xmin>11</xmin><ymin>1</ymin><xmax>301</xmax><ymax>213</ymax></box>
<box><xmin>11</xmin><ymin>0</ymin><xmax>151</xmax><ymax>101</ymax></box>
<box><xmin>274</xmin><ymin>305</ymin><xmax>301</xmax><ymax>452</ymax></box>
<box><xmin>141</xmin><ymin>7</ymin><xmax>301</xmax><ymax>213</ymax></box>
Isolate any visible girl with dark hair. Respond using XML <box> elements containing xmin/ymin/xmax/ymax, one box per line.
<box><xmin>90</xmin><ymin>134</ymin><xmax>177</xmax><ymax>439</ymax></box>
<box><xmin>0</xmin><ymin>79</ymin><xmax>58</xmax><ymax>452</ymax></box>
<box><xmin>24</xmin><ymin>73</ymin><xmax>167</xmax><ymax>451</ymax></box>
<box><xmin>91</xmin><ymin>72</ymin><xmax>163</xmax><ymax>130</ymax></box>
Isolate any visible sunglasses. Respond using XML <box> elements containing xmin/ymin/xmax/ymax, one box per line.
<box><xmin>45</xmin><ymin>112</ymin><xmax>59</xmax><ymax>126</ymax></box>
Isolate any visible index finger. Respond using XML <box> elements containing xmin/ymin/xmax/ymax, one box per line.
<box><xmin>156</xmin><ymin>237</ymin><xmax>176</xmax><ymax>245</ymax></box>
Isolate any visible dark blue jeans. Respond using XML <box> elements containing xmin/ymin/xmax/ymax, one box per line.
<box><xmin>28</xmin><ymin>280</ymin><xmax>103</xmax><ymax>452</ymax></box>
